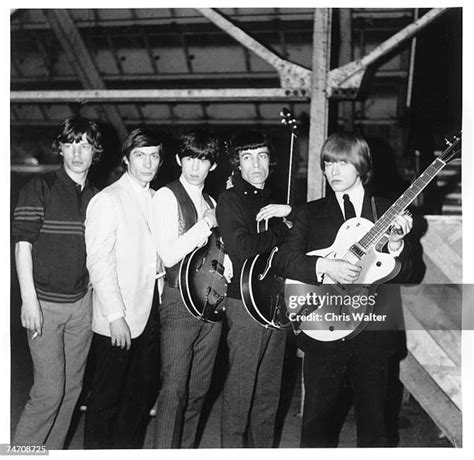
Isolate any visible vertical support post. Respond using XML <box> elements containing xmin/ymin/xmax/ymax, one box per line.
<box><xmin>338</xmin><ymin>9</ymin><xmax>354</xmax><ymax>131</ymax></box>
<box><xmin>307</xmin><ymin>8</ymin><xmax>332</xmax><ymax>200</ymax></box>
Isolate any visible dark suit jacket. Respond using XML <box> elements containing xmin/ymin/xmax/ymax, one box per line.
<box><xmin>275</xmin><ymin>190</ymin><xmax>412</xmax><ymax>356</ymax></box>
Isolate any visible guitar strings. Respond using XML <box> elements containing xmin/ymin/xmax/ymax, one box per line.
<box><xmin>358</xmin><ymin>158</ymin><xmax>446</xmax><ymax>249</ymax></box>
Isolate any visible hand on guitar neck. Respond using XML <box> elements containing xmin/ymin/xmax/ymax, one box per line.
<box><xmin>387</xmin><ymin>213</ymin><xmax>413</xmax><ymax>252</ymax></box>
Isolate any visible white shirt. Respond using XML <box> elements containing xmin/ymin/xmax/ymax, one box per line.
<box><xmin>124</xmin><ymin>172</ymin><xmax>153</xmax><ymax>225</ymax></box>
<box><xmin>151</xmin><ymin>175</ymin><xmax>213</xmax><ymax>268</ymax></box>
<box><xmin>334</xmin><ymin>182</ymin><xmax>365</xmax><ymax>219</ymax></box>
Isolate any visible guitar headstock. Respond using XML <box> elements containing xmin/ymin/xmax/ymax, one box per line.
<box><xmin>280</xmin><ymin>108</ymin><xmax>299</xmax><ymax>137</ymax></box>
<box><xmin>439</xmin><ymin>131</ymin><xmax>462</xmax><ymax>163</ymax></box>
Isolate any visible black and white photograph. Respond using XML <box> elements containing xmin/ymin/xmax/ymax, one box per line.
<box><xmin>2</xmin><ymin>2</ymin><xmax>473</xmax><ymax>456</ymax></box>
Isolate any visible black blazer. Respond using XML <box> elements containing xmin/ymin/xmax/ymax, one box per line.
<box><xmin>275</xmin><ymin>191</ymin><xmax>412</xmax><ymax>355</ymax></box>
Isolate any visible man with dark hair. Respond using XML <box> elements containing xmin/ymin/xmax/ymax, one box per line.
<box><xmin>151</xmin><ymin>128</ymin><xmax>224</xmax><ymax>448</ymax></box>
<box><xmin>275</xmin><ymin>132</ymin><xmax>413</xmax><ymax>447</ymax></box>
<box><xmin>84</xmin><ymin>127</ymin><xmax>164</xmax><ymax>449</ymax></box>
<box><xmin>12</xmin><ymin>117</ymin><xmax>103</xmax><ymax>449</ymax></box>
<box><xmin>216</xmin><ymin>129</ymin><xmax>294</xmax><ymax>448</ymax></box>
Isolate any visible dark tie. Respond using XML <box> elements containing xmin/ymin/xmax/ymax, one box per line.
<box><xmin>343</xmin><ymin>194</ymin><xmax>356</xmax><ymax>220</ymax></box>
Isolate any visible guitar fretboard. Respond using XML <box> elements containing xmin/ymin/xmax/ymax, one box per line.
<box><xmin>358</xmin><ymin>157</ymin><xmax>447</xmax><ymax>250</ymax></box>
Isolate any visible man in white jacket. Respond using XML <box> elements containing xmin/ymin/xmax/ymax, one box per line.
<box><xmin>84</xmin><ymin>127</ymin><xmax>164</xmax><ymax>449</ymax></box>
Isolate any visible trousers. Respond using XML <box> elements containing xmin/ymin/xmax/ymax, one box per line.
<box><xmin>13</xmin><ymin>289</ymin><xmax>93</xmax><ymax>449</ymax></box>
<box><xmin>153</xmin><ymin>285</ymin><xmax>222</xmax><ymax>448</ymax></box>
<box><xmin>221</xmin><ymin>297</ymin><xmax>287</xmax><ymax>448</ymax></box>
<box><xmin>83</xmin><ymin>292</ymin><xmax>160</xmax><ymax>449</ymax></box>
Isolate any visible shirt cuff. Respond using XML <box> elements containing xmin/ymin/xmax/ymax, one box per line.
<box><xmin>388</xmin><ymin>240</ymin><xmax>404</xmax><ymax>257</ymax></box>
<box><xmin>107</xmin><ymin>311</ymin><xmax>125</xmax><ymax>323</ymax></box>
<box><xmin>315</xmin><ymin>258</ymin><xmax>324</xmax><ymax>283</ymax></box>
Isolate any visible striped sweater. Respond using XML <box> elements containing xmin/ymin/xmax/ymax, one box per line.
<box><xmin>13</xmin><ymin>167</ymin><xmax>98</xmax><ymax>303</ymax></box>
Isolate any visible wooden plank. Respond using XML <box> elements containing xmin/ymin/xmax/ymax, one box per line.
<box><xmin>400</xmin><ymin>353</ymin><xmax>462</xmax><ymax>447</ymax></box>
<box><xmin>421</xmin><ymin>218</ymin><xmax>462</xmax><ymax>284</ymax></box>
<box><xmin>402</xmin><ymin>285</ymin><xmax>461</xmax><ymax>366</ymax></box>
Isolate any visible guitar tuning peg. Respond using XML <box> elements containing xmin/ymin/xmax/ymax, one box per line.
<box><xmin>444</xmin><ymin>137</ymin><xmax>453</xmax><ymax>147</ymax></box>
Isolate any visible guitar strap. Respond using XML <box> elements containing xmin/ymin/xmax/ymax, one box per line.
<box><xmin>371</xmin><ymin>196</ymin><xmax>378</xmax><ymax>222</ymax></box>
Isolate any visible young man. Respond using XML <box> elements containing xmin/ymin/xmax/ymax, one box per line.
<box><xmin>84</xmin><ymin>127</ymin><xmax>163</xmax><ymax>449</ymax></box>
<box><xmin>150</xmin><ymin>128</ymin><xmax>223</xmax><ymax>448</ymax></box>
<box><xmin>275</xmin><ymin>132</ymin><xmax>413</xmax><ymax>447</ymax></box>
<box><xmin>12</xmin><ymin>117</ymin><xmax>103</xmax><ymax>449</ymax></box>
<box><xmin>216</xmin><ymin>129</ymin><xmax>294</xmax><ymax>448</ymax></box>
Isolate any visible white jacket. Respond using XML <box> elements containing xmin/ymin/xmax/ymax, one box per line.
<box><xmin>85</xmin><ymin>173</ymin><xmax>163</xmax><ymax>338</ymax></box>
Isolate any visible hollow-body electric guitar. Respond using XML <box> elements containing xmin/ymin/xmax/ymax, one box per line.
<box><xmin>179</xmin><ymin>228</ymin><xmax>227</xmax><ymax>323</ymax></box>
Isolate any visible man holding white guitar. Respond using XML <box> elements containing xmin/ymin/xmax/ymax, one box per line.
<box><xmin>275</xmin><ymin>132</ymin><xmax>413</xmax><ymax>447</ymax></box>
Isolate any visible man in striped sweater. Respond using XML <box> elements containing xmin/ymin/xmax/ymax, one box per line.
<box><xmin>12</xmin><ymin>117</ymin><xmax>104</xmax><ymax>449</ymax></box>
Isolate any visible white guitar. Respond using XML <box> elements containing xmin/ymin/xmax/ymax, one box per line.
<box><xmin>285</xmin><ymin>132</ymin><xmax>461</xmax><ymax>342</ymax></box>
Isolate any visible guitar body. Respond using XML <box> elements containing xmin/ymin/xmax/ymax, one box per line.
<box><xmin>179</xmin><ymin>230</ymin><xmax>227</xmax><ymax>323</ymax></box>
<box><xmin>241</xmin><ymin>248</ymin><xmax>291</xmax><ymax>330</ymax></box>
<box><xmin>285</xmin><ymin>217</ymin><xmax>400</xmax><ymax>341</ymax></box>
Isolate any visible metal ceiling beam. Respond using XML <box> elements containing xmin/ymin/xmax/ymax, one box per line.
<box><xmin>196</xmin><ymin>7</ymin><xmax>311</xmax><ymax>90</ymax></box>
<box><xmin>11</xmin><ymin>12</ymin><xmax>315</xmax><ymax>31</ymax></box>
<box><xmin>327</xmin><ymin>7</ymin><xmax>448</xmax><ymax>99</ymax></box>
<box><xmin>10</xmin><ymin>88</ymin><xmax>309</xmax><ymax>103</ymax></box>
<box><xmin>42</xmin><ymin>9</ymin><xmax>127</xmax><ymax>139</ymax></box>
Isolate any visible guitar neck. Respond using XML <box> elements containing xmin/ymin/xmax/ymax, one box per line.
<box><xmin>359</xmin><ymin>157</ymin><xmax>447</xmax><ymax>250</ymax></box>
<box><xmin>286</xmin><ymin>132</ymin><xmax>297</xmax><ymax>205</ymax></box>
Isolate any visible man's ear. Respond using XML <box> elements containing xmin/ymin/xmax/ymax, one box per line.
<box><xmin>210</xmin><ymin>163</ymin><xmax>217</xmax><ymax>172</ymax></box>
<box><xmin>175</xmin><ymin>154</ymin><xmax>182</xmax><ymax>167</ymax></box>
<box><xmin>122</xmin><ymin>155</ymin><xmax>129</xmax><ymax>167</ymax></box>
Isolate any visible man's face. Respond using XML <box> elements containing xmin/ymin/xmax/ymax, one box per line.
<box><xmin>238</xmin><ymin>146</ymin><xmax>270</xmax><ymax>189</ymax></box>
<box><xmin>59</xmin><ymin>132</ymin><xmax>94</xmax><ymax>177</ymax></box>
<box><xmin>323</xmin><ymin>160</ymin><xmax>362</xmax><ymax>193</ymax></box>
<box><xmin>125</xmin><ymin>145</ymin><xmax>161</xmax><ymax>187</ymax></box>
<box><xmin>177</xmin><ymin>155</ymin><xmax>215</xmax><ymax>187</ymax></box>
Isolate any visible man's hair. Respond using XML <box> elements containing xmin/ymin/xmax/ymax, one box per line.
<box><xmin>228</xmin><ymin>129</ymin><xmax>276</xmax><ymax>172</ymax></box>
<box><xmin>52</xmin><ymin>117</ymin><xmax>104</xmax><ymax>164</ymax></box>
<box><xmin>320</xmin><ymin>132</ymin><xmax>373</xmax><ymax>185</ymax></box>
<box><xmin>178</xmin><ymin>128</ymin><xmax>219</xmax><ymax>165</ymax></box>
<box><xmin>122</xmin><ymin>127</ymin><xmax>164</xmax><ymax>164</ymax></box>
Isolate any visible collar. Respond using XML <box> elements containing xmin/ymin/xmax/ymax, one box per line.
<box><xmin>57</xmin><ymin>166</ymin><xmax>89</xmax><ymax>190</ymax></box>
<box><xmin>232</xmin><ymin>171</ymin><xmax>271</xmax><ymax>200</ymax></box>
<box><xmin>179</xmin><ymin>174</ymin><xmax>204</xmax><ymax>200</ymax></box>
<box><xmin>334</xmin><ymin>182</ymin><xmax>365</xmax><ymax>217</ymax></box>
<box><xmin>124</xmin><ymin>171</ymin><xmax>150</xmax><ymax>195</ymax></box>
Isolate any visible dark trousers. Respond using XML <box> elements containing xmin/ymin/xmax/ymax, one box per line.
<box><xmin>84</xmin><ymin>294</ymin><xmax>160</xmax><ymax>449</ymax></box>
<box><xmin>221</xmin><ymin>297</ymin><xmax>287</xmax><ymax>448</ymax></box>
<box><xmin>153</xmin><ymin>285</ymin><xmax>222</xmax><ymax>448</ymax></box>
<box><xmin>300</xmin><ymin>339</ymin><xmax>390</xmax><ymax>448</ymax></box>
